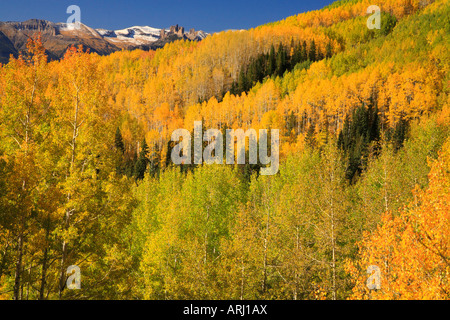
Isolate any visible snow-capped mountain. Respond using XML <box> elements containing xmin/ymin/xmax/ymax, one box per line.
<box><xmin>96</xmin><ymin>26</ymin><xmax>163</xmax><ymax>45</ymax></box>
<box><xmin>0</xmin><ymin>19</ymin><xmax>208</xmax><ymax>63</ymax></box>
<box><xmin>95</xmin><ymin>25</ymin><xmax>207</xmax><ymax>48</ymax></box>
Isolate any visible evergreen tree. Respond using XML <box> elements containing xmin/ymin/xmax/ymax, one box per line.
<box><xmin>391</xmin><ymin>114</ymin><xmax>409</xmax><ymax>151</ymax></box>
<box><xmin>301</xmin><ymin>41</ymin><xmax>308</xmax><ymax>62</ymax></box>
<box><xmin>148</xmin><ymin>143</ymin><xmax>161</xmax><ymax>177</ymax></box>
<box><xmin>125</xmin><ymin>149</ymin><xmax>137</xmax><ymax>178</ymax></box>
<box><xmin>255</xmin><ymin>55</ymin><xmax>266</xmax><ymax>82</ymax></box>
<box><xmin>247</xmin><ymin>62</ymin><xmax>257</xmax><ymax>87</ymax></box>
<box><xmin>114</xmin><ymin>128</ymin><xmax>126</xmax><ymax>175</ymax></box>
<box><xmin>134</xmin><ymin>139</ymin><xmax>149</xmax><ymax>180</ymax></box>
<box><xmin>275</xmin><ymin>44</ymin><xmax>287</xmax><ymax>77</ymax></box>
<box><xmin>292</xmin><ymin>42</ymin><xmax>303</xmax><ymax>67</ymax></box>
<box><xmin>305</xmin><ymin>124</ymin><xmax>316</xmax><ymax>148</ymax></box>
<box><xmin>115</xmin><ymin>127</ymin><xmax>125</xmax><ymax>154</ymax></box>
<box><xmin>230</xmin><ymin>81</ymin><xmax>237</xmax><ymax>95</ymax></box>
<box><xmin>381</xmin><ymin>12</ymin><xmax>398</xmax><ymax>36</ymax></box>
<box><xmin>267</xmin><ymin>44</ymin><xmax>276</xmax><ymax>76</ymax></box>
<box><xmin>326</xmin><ymin>42</ymin><xmax>333</xmax><ymax>59</ymax></box>
<box><xmin>238</xmin><ymin>68</ymin><xmax>249</xmax><ymax>93</ymax></box>
<box><xmin>308</xmin><ymin>40</ymin><xmax>316</xmax><ymax>61</ymax></box>
<box><xmin>316</xmin><ymin>46</ymin><xmax>324</xmax><ymax>61</ymax></box>
<box><xmin>338</xmin><ymin>105</ymin><xmax>381</xmax><ymax>182</ymax></box>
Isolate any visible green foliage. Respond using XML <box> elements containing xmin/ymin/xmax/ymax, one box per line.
<box><xmin>0</xmin><ymin>0</ymin><xmax>448</xmax><ymax>301</ymax></box>
<box><xmin>338</xmin><ymin>104</ymin><xmax>380</xmax><ymax>182</ymax></box>
<box><xmin>230</xmin><ymin>40</ymin><xmax>326</xmax><ymax>95</ymax></box>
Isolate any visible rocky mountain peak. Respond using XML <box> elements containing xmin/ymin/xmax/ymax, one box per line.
<box><xmin>0</xmin><ymin>19</ymin><xmax>208</xmax><ymax>64</ymax></box>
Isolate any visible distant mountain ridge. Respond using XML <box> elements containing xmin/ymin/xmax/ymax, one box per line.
<box><xmin>0</xmin><ymin>19</ymin><xmax>208</xmax><ymax>63</ymax></box>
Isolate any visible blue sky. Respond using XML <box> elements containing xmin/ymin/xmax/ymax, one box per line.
<box><xmin>0</xmin><ymin>0</ymin><xmax>335</xmax><ymax>33</ymax></box>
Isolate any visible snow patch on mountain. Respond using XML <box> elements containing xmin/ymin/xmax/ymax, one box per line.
<box><xmin>95</xmin><ymin>26</ymin><xmax>168</xmax><ymax>45</ymax></box>
<box><xmin>95</xmin><ymin>25</ymin><xmax>208</xmax><ymax>46</ymax></box>
<box><xmin>57</xmin><ymin>22</ymin><xmax>102</xmax><ymax>38</ymax></box>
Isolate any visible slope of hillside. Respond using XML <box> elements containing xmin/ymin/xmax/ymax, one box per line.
<box><xmin>0</xmin><ymin>30</ymin><xmax>17</xmax><ymax>64</ymax></box>
<box><xmin>0</xmin><ymin>0</ymin><xmax>448</xmax><ymax>301</ymax></box>
<box><xmin>94</xmin><ymin>0</ymin><xmax>447</xmax><ymax>152</ymax></box>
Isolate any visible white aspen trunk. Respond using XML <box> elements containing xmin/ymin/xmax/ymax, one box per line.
<box><xmin>59</xmin><ymin>87</ymin><xmax>80</xmax><ymax>298</ymax></box>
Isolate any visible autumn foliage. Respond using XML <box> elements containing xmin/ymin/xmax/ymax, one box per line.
<box><xmin>0</xmin><ymin>0</ymin><xmax>449</xmax><ymax>300</ymax></box>
<box><xmin>348</xmin><ymin>140</ymin><xmax>450</xmax><ymax>299</ymax></box>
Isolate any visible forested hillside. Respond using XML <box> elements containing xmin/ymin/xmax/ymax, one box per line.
<box><xmin>0</xmin><ymin>0</ymin><xmax>449</xmax><ymax>300</ymax></box>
